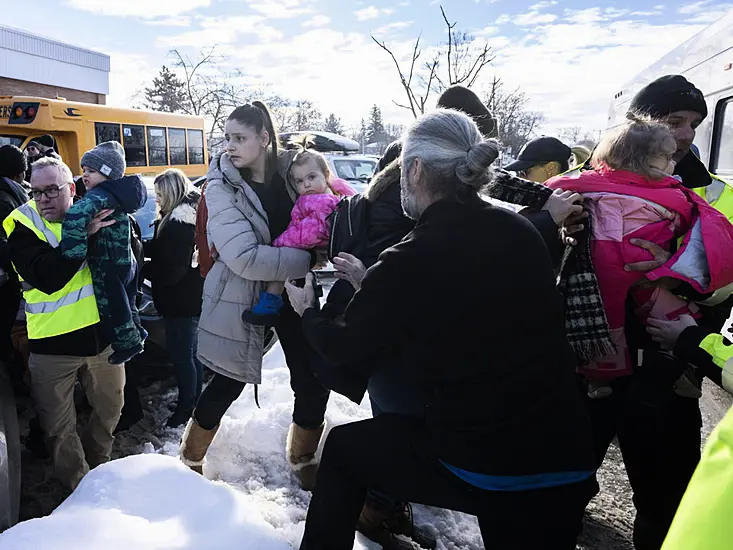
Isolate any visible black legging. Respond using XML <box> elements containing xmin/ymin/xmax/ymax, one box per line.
<box><xmin>194</xmin><ymin>296</ymin><xmax>330</xmax><ymax>431</ymax></box>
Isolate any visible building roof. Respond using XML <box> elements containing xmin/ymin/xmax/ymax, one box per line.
<box><xmin>0</xmin><ymin>24</ymin><xmax>109</xmax><ymax>72</ymax></box>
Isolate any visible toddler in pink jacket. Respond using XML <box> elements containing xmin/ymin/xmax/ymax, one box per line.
<box><xmin>547</xmin><ymin>115</ymin><xmax>733</xmax><ymax>398</ymax></box>
<box><xmin>242</xmin><ymin>147</ymin><xmax>355</xmax><ymax>325</ymax></box>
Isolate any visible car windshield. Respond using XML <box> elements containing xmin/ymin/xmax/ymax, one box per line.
<box><xmin>333</xmin><ymin>159</ymin><xmax>377</xmax><ymax>182</ymax></box>
<box><xmin>0</xmin><ymin>134</ymin><xmax>25</xmax><ymax>148</ymax></box>
<box><xmin>131</xmin><ymin>178</ymin><xmax>158</xmax><ymax>241</ymax></box>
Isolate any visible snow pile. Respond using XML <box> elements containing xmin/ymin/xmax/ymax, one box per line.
<box><xmin>0</xmin><ymin>453</ymin><xmax>292</xmax><ymax>550</ymax></box>
<box><xmin>0</xmin><ymin>342</ymin><xmax>481</xmax><ymax>550</ymax></box>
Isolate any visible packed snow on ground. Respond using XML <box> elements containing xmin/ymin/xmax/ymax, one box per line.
<box><xmin>0</xmin><ymin>343</ymin><xmax>482</xmax><ymax>550</ymax></box>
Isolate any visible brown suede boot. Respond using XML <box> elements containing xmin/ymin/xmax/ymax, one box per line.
<box><xmin>179</xmin><ymin>419</ymin><xmax>219</xmax><ymax>475</ymax></box>
<box><xmin>357</xmin><ymin>501</ymin><xmax>438</xmax><ymax>550</ymax></box>
<box><xmin>286</xmin><ymin>423</ymin><xmax>324</xmax><ymax>491</ymax></box>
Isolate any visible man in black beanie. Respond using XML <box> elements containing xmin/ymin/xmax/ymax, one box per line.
<box><xmin>628</xmin><ymin>75</ymin><xmax>710</xmax><ymax>189</ymax></box>
<box><xmin>586</xmin><ymin>74</ymin><xmax>731</xmax><ymax>550</ymax></box>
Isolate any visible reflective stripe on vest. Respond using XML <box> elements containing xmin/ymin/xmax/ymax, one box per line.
<box><xmin>694</xmin><ymin>174</ymin><xmax>733</xmax><ymax>223</ymax></box>
<box><xmin>2</xmin><ymin>201</ymin><xmax>100</xmax><ymax>339</ymax></box>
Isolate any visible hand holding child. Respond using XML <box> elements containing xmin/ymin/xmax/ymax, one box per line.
<box><xmin>543</xmin><ymin>189</ymin><xmax>584</xmax><ymax>227</ymax></box>
<box><xmin>646</xmin><ymin>315</ymin><xmax>698</xmax><ymax>351</ymax></box>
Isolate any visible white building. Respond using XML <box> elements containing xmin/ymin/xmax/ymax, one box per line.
<box><xmin>0</xmin><ymin>25</ymin><xmax>109</xmax><ymax>104</ymax></box>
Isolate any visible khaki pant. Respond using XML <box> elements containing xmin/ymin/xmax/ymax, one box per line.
<box><xmin>29</xmin><ymin>348</ymin><xmax>125</xmax><ymax>490</ymax></box>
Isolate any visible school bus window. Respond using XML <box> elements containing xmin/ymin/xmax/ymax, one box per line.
<box><xmin>147</xmin><ymin>126</ymin><xmax>168</xmax><ymax>166</ymax></box>
<box><xmin>187</xmin><ymin>129</ymin><xmax>205</xmax><ymax>165</ymax></box>
<box><xmin>714</xmin><ymin>99</ymin><xmax>733</xmax><ymax>173</ymax></box>
<box><xmin>0</xmin><ymin>135</ymin><xmax>25</xmax><ymax>148</ymax></box>
<box><xmin>123</xmin><ymin>124</ymin><xmax>146</xmax><ymax>167</ymax></box>
<box><xmin>95</xmin><ymin>122</ymin><xmax>121</xmax><ymax>145</ymax></box>
<box><xmin>169</xmin><ymin>128</ymin><xmax>187</xmax><ymax>165</ymax></box>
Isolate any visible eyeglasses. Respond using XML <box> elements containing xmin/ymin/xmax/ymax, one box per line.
<box><xmin>30</xmin><ymin>182</ymin><xmax>70</xmax><ymax>200</ymax></box>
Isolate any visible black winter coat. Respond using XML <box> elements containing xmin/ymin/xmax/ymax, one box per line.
<box><xmin>303</xmin><ymin>196</ymin><xmax>595</xmax><ymax>476</ymax></box>
<box><xmin>143</xmin><ymin>193</ymin><xmax>203</xmax><ymax>318</ymax></box>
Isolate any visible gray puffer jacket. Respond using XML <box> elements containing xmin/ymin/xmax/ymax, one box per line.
<box><xmin>197</xmin><ymin>152</ymin><xmax>310</xmax><ymax>383</ymax></box>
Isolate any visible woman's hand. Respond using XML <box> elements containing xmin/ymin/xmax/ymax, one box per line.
<box><xmin>87</xmin><ymin>209</ymin><xmax>115</xmax><ymax>236</ymax></box>
<box><xmin>624</xmin><ymin>239</ymin><xmax>671</xmax><ymax>272</ymax></box>
<box><xmin>542</xmin><ymin>189</ymin><xmax>584</xmax><ymax>226</ymax></box>
<box><xmin>333</xmin><ymin>253</ymin><xmax>367</xmax><ymax>291</ymax></box>
<box><xmin>284</xmin><ymin>273</ymin><xmax>317</xmax><ymax>317</ymax></box>
<box><xmin>560</xmin><ymin>211</ymin><xmax>589</xmax><ymax>246</ymax></box>
<box><xmin>646</xmin><ymin>315</ymin><xmax>698</xmax><ymax>351</ymax></box>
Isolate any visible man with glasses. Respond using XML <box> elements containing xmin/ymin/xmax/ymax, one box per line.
<box><xmin>2</xmin><ymin>156</ymin><xmax>123</xmax><ymax>491</ymax></box>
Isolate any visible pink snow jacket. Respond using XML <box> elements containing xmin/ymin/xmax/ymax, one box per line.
<box><xmin>546</xmin><ymin>168</ymin><xmax>733</xmax><ymax>377</ymax></box>
<box><xmin>273</xmin><ymin>178</ymin><xmax>356</xmax><ymax>250</ymax></box>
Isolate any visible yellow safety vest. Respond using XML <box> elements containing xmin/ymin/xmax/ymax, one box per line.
<box><xmin>2</xmin><ymin>201</ymin><xmax>99</xmax><ymax>340</ymax></box>
<box><xmin>662</xmin><ymin>406</ymin><xmax>733</xmax><ymax>550</ymax></box>
<box><xmin>693</xmin><ymin>174</ymin><xmax>733</xmax><ymax>224</ymax></box>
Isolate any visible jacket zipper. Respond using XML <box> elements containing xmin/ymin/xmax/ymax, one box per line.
<box><xmin>330</xmin><ymin>211</ymin><xmax>339</xmax><ymax>258</ymax></box>
<box><xmin>347</xmin><ymin>202</ymin><xmax>353</xmax><ymax>236</ymax></box>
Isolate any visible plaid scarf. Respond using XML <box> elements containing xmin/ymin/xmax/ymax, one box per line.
<box><xmin>486</xmin><ymin>170</ymin><xmax>616</xmax><ymax>363</ymax></box>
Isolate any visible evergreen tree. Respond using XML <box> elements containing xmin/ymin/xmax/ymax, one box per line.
<box><xmin>323</xmin><ymin>113</ymin><xmax>344</xmax><ymax>135</ymax></box>
<box><xmin>144</xmin><ymin>66</ymin><xmax>188</xmax><ymax>113</ymax></box>
<box><xmin>366</xmin><ymin>105</ymin><xmax>385</xmax><ymax>143</ymax></box>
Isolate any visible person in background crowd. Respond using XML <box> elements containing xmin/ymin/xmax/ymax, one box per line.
<box><xmin>143</xmin><ymin>169</ymin><xmax>204</xmax><ymax>428</ymax></box>
<box><xmin>570</xmin><ymin>145</ymin><xmax>592</xmax><ymax>168</ymax></box>
<box><xmin>62</xmin><ymin>142</ymin><xmax>148</xmax><ymax>365</ymax></box>
<box><xmin>25</xmin><ymin>136</ymin><xmax>61</xmax><ymax>179</ymax></box>
<box><xmin>505</xmin><ymin>136</ymin><xmax>572</xmax><ymax>183</ymax></box>
<box><xmin>288</xmin><ymin>109</ymin><xmax>596</xmax><ymax>550</ymax></box>
<box><xmin>0</xmin><ymin>145</ymin><xmax>29</xmax><ymax>365</ymax></box>
<box><xmin>0</xmin><ymin>144</ymin><xmax>29</xmax><ymax>530</ymax></box>
<box><xmin>3</xmin><ymin>157</ymin><xmax>123</xmax><ymax>490</ymax></box>
<box><xmin>180</xmin><ymin>102</ymin><xmax>328</xmax><ymax>492</ymax></box>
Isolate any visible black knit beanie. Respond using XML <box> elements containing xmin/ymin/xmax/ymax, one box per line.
<box><xmin>628</xmin><ymin>75</ymin><xmax>707</xmax><ymax>120</ymax></box>
<box><xmin>36</xmin><ymin>134</ymin><xmax>55</xmax><ymax>149</ymax></box>
<box><xmin>437</xmin><ymin>85</ymin><xmax>498</xmax><ymax>138</ymax></box>
<box><xmin>0</xmin><ymin>144</ymin><xmax>28</xmax><ymax>179</ymax></box>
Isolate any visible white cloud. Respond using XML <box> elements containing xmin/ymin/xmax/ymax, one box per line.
<box><xmin>143</xmin><ymin>16</ymin><xmax>192</xmax><ymax>27</ymax></box>
<box><xmin>158</xmin><ymin>16</ymin><xmax>282</xmax><ymax>47</ymax></box>
<box><xmin>302</xmin><ymin>15</ymin><xmax>331</xmax><ymax>28</ymax></box>
<box><xmin>514</xmin><ymin>12</ymin><xmax>558</xmax><ymax>26</ymax></box>
<box><xmin>106</xmin><ymin>53</ymin><xmax>158</xmax><ymax>107</ymax></box>
<box><xmin>529</xmin><ymin>1</ymin><xmax>558</xmax><ymax>10</ymax></box>
<box><xmin>479</xmin><ymin>18</ymin><xmax>709</xmax><ymax>136</ymax></box>
<box><xmin>65</xmin><ymin>0</ymin><xmax>211</xmax><ymax>18</ymax></box>
<box><xmin>355</xmin><ymin>6</ymin><xmax>393</xmax><ymax>21</ymax></box>
<box><xmin>495</xmin><ymin>14</ymin><xmax>511</xmax><ymax>24</ymax></box>
<box><xmin>678</xmin><ymin>1</ymin><xmax>713</xmax><ymax>14</ymax></box>
<box><xmin>248</xmin><ymin>0</ymin><xmax>313</xmax><ymax>18</ymax></box>
<box><xmin>372</xmin><ymin>21</ymin><xmax>414</xmax><ymax>36</ymax></box>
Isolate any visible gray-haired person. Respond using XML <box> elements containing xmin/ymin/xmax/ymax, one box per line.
<box><xmin>286</xmin><ymin>109</ymin><xmax>596</xmax><ymax>550</ymax></box>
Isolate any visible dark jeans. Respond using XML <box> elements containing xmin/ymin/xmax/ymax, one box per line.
<box><xmin>587</xmin><ymin>375</ymin><xmax>701</xmax><ymax>550</ymax></box>
<box><xmin>301</xmin><ymin>414</ymin><xmax>595</xmax><ymax>550</ymax></box>
<box><xmin>165</xmin><ymin>316</ymin><xmax>203</xmax><ymax>413</ymax></box>
<box><xmin>195</xmin><ymin>302</ymin><xmax>330</xmax><ymax>431</ymax></box>
<box><xmin>367</xmin><ymin>360</ymin><xmax>426</xmax><ymax>418</ymax></box>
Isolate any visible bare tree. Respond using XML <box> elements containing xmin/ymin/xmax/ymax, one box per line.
<box><xmin>484</xmin><ymin>76</ymin><xmax>545</xmax><ymax>155</ymax></box>
<box><xmin>372</xmin><ymin>5</ymin><xmax>494</xmax><ymax>118</ymax></box>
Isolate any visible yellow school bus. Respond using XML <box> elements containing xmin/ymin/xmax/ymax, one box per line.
<box><xmin>0</xmin><ymin>96</ymin><xmax>208</xmax><ymax>178</ymax></box>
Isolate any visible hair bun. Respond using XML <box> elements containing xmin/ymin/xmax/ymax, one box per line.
<box><xmin>455</xmin><ymin>140</ymin><xmax>499</xmax><ymax>189</ymax></box>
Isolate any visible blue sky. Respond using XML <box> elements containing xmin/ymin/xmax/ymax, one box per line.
<box><xmin>5</xmin><ymin>0</ymin><xmax>733</xmax><ymax>136</ymax></box>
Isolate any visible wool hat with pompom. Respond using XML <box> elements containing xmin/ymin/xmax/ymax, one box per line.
<box><xmin>81</xmin><ymin>141</ymin><xmax>126</xmax><ymax>180</ymax></box>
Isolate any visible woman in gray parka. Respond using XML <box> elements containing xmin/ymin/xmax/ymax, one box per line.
<box><xmin>179</xmin><ymin>102</ymin><xmax>331</xmax><ymax>489</ymax></box>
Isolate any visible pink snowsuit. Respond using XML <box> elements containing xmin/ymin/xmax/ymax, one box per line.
<box><xmin>546</xmin><ymin>168</ymin><xmax>733</xmax><ymax>378</ymax></box>
<box><xmin>272</xmin><ymin>178</ymin><xmax>356</xmax><ymax>250</ymax></box>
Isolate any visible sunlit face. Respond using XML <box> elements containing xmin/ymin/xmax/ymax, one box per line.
<box><xmin>82</xmin><ymin>166</ymin><xmax>107</xmax><ymax>190</ymax></box>
<box><xmin>522</xmin><ymin>162</ymin><xmax>561</xmax><ymax>183</ymax></box>
<box><xmin>665</xmin><ymin>110</ymin><xmax>703</xmax><ymax>162</ymax></box>
<box><xmin>290</xmin><ymin>158</ymin><xmax>329</xmax><ymax>196</ymax></box>
<box><xmin>224</xmin><ymin>119</ymin><xmax>269</xmax><ymax>170</ymax></box>
<box><xmin>30</xmin><ymin>166</ymin><xmax>75</xmax><ymax>222</ymax></box>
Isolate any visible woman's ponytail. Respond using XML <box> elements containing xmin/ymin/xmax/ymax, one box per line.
<box><xmin>252</xmin><ymin>100</ymin><xmax>278</xmax><ymax>182</ymax></box>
